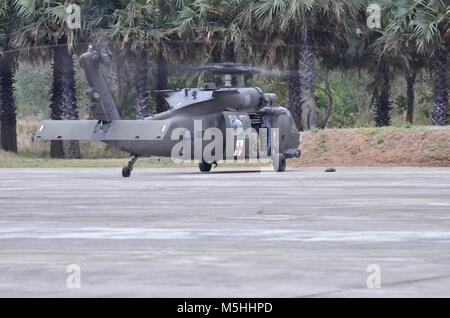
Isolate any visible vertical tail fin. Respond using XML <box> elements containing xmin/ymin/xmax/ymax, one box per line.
<box><xmin>80</xmin><ymin>45</ymin><xmax>121</xmax><ymax>122</ymax></box>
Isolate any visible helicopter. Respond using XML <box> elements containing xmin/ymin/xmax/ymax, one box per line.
<box><xmin>34</xmin><ymin>45</ymin><xmax>301</xmax><ymax>177</ymax></box>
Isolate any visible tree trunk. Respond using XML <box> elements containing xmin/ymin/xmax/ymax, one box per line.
<box><xmin>0</xmin><ymin>0</ymin><xmax>18</xmax><ymax>153</ymax></box>
<box><xmin>224</xmin><ymin>41</ymin><xmax>236</xmax><ymax>63</ymax></box>
<box><xmin>0</xmin><ymin>56</ymin><xmax>18</xmax><ymax>153</ymax></box>
<box><xmin>317</xmin><ymin>73</ymin><xmax>333</xmax><ymax>129</ymax></box>
<box><xmin>431</xmin><ymin>52</ymin><xmax>448</xmax><ymax>126</ymax></box>
<box><xmin>287</xmin><ymin>58</ymin><xmax>302</xmax><ymax>130</ymax></box>
<box><xmin>154</xmin><ymin>50</ymin><xmax>169</xmax><ymax>113</ymax></box>
<box><xmin>49</xmin><ymin>43</ymin><xmax>65</xmax><ymax>159</ymax></box>
<box><xmin>112</xmin><ymin>52</ymin><xmax>131</xmax><ymax>117</ymax></box>
<box><xmin>62</xmin><ymin>141</ymin><xmax>80</xmax><ymax>159</ymax></box>
<box><xmin>298</xmin><ymin>27</ymin><xmax>318</xmax><ymax>130</ymax></box>
<box><xmin>50</xmin><ymin>37</ymin><xmax>81</xmax><ymax>159</ymax></box>
<box><xmin>135</xmin><ymin>51</ymin><xmax>150</xmax><ymax>119</ymax></box>
<box><xmin>61</xmin><ymin>41</ymin><xmax>80</xmax><ymax>159</ymax></box>
<box><xmin>405</xmin><ymin>68</ymin><xmax>417</xmax><ymax>124</ymax></box>
<box><xmin>375</xmin><ymin>63</ymin><xmax>391</xmax><ymax>127</ymax></box>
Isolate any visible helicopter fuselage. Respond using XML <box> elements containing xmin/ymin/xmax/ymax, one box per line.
<box><xmin>35</xmin><ymin>45</ymin><xmax>301</xmax><ymax>174</ymax></box>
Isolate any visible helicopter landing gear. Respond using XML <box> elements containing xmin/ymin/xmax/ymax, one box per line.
<box><xmin>199</xmin><ymin>160</ymin><xmax>212</xmax><ymax>172</ymax></box>
<box><xmin>122</xmin><ymin>155</ymin><xmax>139</xmax><ymax>178</ymax></box>
<box><xmin>272</xmin><ymin>153</ymin><xmax>286</xmax><ymax>172</ymax></box>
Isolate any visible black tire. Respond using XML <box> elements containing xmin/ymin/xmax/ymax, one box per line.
<box><xmin>272</xmin><ymin>153</ymin><xmax>286</xmax><ymax>172</ymax></box>
<box><xmin>122</xmin><ymin>167</ymin><xmax>131</xmax><ymax>178</ymax></box>
<box><xmin>199</xmin><ymin>161</ymin><xmax>212</xmax><ymax>172</ymax></box>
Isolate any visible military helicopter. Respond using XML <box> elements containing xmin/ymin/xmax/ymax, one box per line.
<box><xmin>34</xmin><ymin>45</ymin><xmax>301</xmax><ymax>177</ymax></box>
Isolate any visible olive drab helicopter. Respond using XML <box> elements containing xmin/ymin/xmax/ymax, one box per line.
<box><xmin>34</xmin><ymin>45</ymin><xmax>301</xmax><ymax>177</ymax></box>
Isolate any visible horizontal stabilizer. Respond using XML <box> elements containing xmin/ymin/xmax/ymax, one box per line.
<box><xmin>35</xmin><ymin>120</ymin><xmax>171</xmax><ymax>141</ymax></box>
<box><xmin>35</xmin><ymin>120</ymin><xmax>98</xmax><ymax>140</ymax></box>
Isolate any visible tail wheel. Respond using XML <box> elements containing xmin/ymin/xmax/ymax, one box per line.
<box><xmin>272</xmin><ymin>153</ymin><xmax>286</xmax><ymax>172</ymax></box>
<box><xmin>199</xmin><ymin>161</ymin><xmax>212</xmax><ymax>172</ymax></box>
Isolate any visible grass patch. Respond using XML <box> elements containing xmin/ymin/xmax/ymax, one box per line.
<box><xmin>0</xmin><ymin>150</ymin><xmax>273</xmax><ymax>169</ymax></box>
<box><xmin>318</xmin><ymin>133</ymin><xmax>327</xmax><ymax>150</ymax></box>
<box><xmin>348</xmin><ymin>146</ymin><xmax>361</xmax><ymax>155</ymax></box>
<box><xmin>2</xmin><ymin>121</ymin><xmax>449</xmax><ymax>168</ymax></box>
<box><xmin>0</xmin><ymin>151</ymin><xmax>178</xmax><ymax>168</ymax></box>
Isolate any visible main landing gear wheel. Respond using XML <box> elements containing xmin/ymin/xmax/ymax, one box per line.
<box><xmin>199</xmin><ymin>161</ymin><xmax>212</xmax><ymax>172</ymax></box>
<box><xmin>272</xmin><ymin>153</ymin><xmax>286</xmax><ymax>172</ymax></box>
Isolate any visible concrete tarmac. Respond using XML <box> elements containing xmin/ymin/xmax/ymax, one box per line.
<box><xmin>0</xmin><ymin>167</ymin><xmax>449</xmax><ymax>297</ymax></box>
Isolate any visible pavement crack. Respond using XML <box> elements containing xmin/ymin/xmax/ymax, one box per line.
<box><xmin>382</xmin><ymin>274</ymin><xmax>450</xmax><ymax>287</ymax></box>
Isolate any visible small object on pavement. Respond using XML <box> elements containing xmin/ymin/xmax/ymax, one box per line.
<box><xmin>325</xmin><ymin>168</ymin><xmax>336</xmax><ymax>172</ymax></box>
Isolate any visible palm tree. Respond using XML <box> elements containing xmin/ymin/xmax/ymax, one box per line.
<box><xmin>154</xmin><ymin>0</ymin><xmax>193</xmax><ymax>113</ymax></box>
<box><xmin>373</xmin><ymin>62</ymin><xmax>391</xmax><ymax>126</ymax></box>
<box><xmin>321</xmin><ymin>0</ymin><xmax>396</xmax><ymax>127</ymax></box>
<box><xmin>0</xmin><ymin>0</ymin><xmax>18</xmax><ymax>153</ymax></box>
<box><xmin>14</xmin><ymin>0</ymin><xmax>82</xmax><ymax>158</ymax></box>
<box><xmin>112</xmin><ymin>0</ymin><xmax>160</xmax><ymax>118</ymax></box>
<box><xmin>237</xmin><ymin>1</ymin><xmax>301</xmax><ymax>126</ymax></box>
<box><xmin>376</xmin><ymin>0</ymin><xmax>449</xmax><ymax>126</ymax></box>
<box><xmin>153</xmin><ymin>49</ymin><xmax>169</xmax><ymax>113</ymax></box>
<box><xmin>113</xmin><ymin>0</ymin><xmax>201</xmax><ymax>115</ymax></box>
<box><xmin>53</xmin><ymin>35</ymin><xmax>80</xmax><ymax>158</ymax></box>
<box><xmin>172</xmin><ymin>0</ymin><xmax>248</xmax><ymax>86</ymax></box>
<box><xmin>239</xmin><ymin>0</ymin><xmax>368</xmax><ymax>130</ymax></box>
<box><xmin>375</xmin><ymin>0</ymin><xmax>428</xmax><ymax>124</ymax></box>
<box><xmin>409</xmin><ymin>0</ymin><xmax>449</xmax><ymax>125</ymax></box>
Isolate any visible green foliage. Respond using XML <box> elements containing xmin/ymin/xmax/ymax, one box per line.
<box><xmin>409</xmin><ymin>0</ymin><xmax>450</xmax><ymax>54</ymax></box>
<box><xmin>317</xmin><ymin>72</ymin><xmax>372</xmax><ymax>128</ymax></box>
<box><xmin>394</xmin><ymin>95</ymin><xmax>407</xmax><ymax>113</ymax></box>
<box><xmin>245</xmin><ymin>76</ymin><xmax>289</xmax><ymax>107</ymax></box>
<box><xmin>418</xmin><ymin>107</ymin><xmax>430</xmax><ymax>119</ymax></box>
<box><xmin>1</xmin><ymin>0</ymin><xmax>449</xmax><ymax>157</ymax></box>
<box><xmin>14</xmin><ymin>63</ymin><xmax>51</xmax><ymax>118</ymax></box>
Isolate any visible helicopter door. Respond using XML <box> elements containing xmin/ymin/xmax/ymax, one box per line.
<box><xmin>260</xmin><ymin>115</ymin><xmax>272</xmax><ymax>157</ymax></box>
<box><xmin>222</xmin><ymin>112</ymin><xmax>252</xmax><ymax>159</ymax></box>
